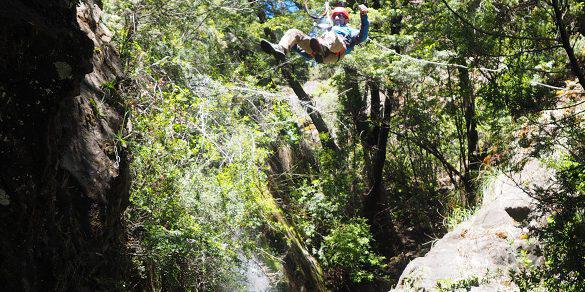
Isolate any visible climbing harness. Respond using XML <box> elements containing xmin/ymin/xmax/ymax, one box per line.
<box><xmin>334</xmin><ymin>51</ymin><xmax>342</xmax><ymax>62</ymax></box>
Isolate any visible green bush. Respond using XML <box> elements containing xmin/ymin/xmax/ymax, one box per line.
<box><xmin>320</xmin><ymin>218</ymin><xmax>387</xmax><ymax>284</ymax></box>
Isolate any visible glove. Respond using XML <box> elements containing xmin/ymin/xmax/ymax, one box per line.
<box><xmin>358</xmin><ymin>4</ymin><xmax>368</xmax><ymax>15</ymax></box>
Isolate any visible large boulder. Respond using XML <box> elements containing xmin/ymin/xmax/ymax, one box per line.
<box><xmin>0</xmin><ymin>0</ymin><xmax>129</xmax><ymax>290</ymax></box>
<box><xmin>393</xmin><ymin>159</ymin><xmax>553</xmax><ymax>291</ymax></box>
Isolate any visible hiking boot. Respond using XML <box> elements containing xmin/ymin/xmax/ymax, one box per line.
<box><xmin>310</xmin><ymin>38</ymin><xmax>327</xmax><ymax>63</ymax></box>
<box><xmin>260</xmin><ymin>39</ymin><xmax>285</xmax><ymax>58</ymax></box>
<box><xmin>310</xmin><ymin>38</ymin><xmax>325</xmax><ymax>56</ymax></box>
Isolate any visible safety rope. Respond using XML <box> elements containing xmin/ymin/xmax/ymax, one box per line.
<box><xmin>323</xmin><ymin>1</ymin><xmax>333</xmax><ymax>28</ymax></box>
<box><xmin>302</xmin><ymin>0</ymin><xmax>326</xmax><ymax>20</ymax></box>
<box><xmin>303</xmin><ymin>0</ymin><xmax>333</xmax><ymax>33</ymax></box>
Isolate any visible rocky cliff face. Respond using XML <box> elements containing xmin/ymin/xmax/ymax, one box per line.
<box><xmin>0</xmin><ymin>0</ymin><xmax>129</xmax><ymax>290</ymax></box>
<box><xmin>393</xmin><ymin>159</ymin><xmax>553</xmax><ymax>291</ymax></box>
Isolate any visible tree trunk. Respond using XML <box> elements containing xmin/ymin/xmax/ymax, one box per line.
<box><xmin>342</xmin><ymin>67</ymin><xmax>402</xmax><ymax>258</ymax></box>
<box><xmin>280</xmin><ymin>66</ymin><xmax>340</xmax><ymax>152</ymax></box>
<box><xmin>262</xmin><ymin>193</ymin><xmax>327</xmax><ymax>292</ymax></box>
<box><xmin>457</xmin><ymin>58</ymin><xmax>479</xmax><ymax>206</ymax></box>
<box><xmin>364</xmin><ymin>88</ymin><xmax>402</xmax><ymax>258</ymax></box>
<box><xmin>338</xmin><ymin>12</ymin><xmax>407</xmax><ymax>258</ymax></box>
<box><xmin>551</xmin><ymin>0</ymin><xmax>585</xmax><ymax>87</ymax></box>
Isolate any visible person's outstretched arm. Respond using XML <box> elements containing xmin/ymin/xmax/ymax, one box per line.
<box><xmin>356</xmin><ymin>5</ymin><xmax>369</xmax><ymax>45</ymax></box>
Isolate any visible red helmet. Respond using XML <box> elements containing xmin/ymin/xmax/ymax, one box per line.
<box><xmin>331</xmin><ymin>7</ymin><xmax>350</xmax><ymax>21</ymax></box>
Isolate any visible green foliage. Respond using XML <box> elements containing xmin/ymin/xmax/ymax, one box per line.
<box><xmin>103</xmin><ymin>0</ymin><xmax>304</xmax><ymax>289</ymax></box>
<box><xmin>436</xmin><ymin>276</ymin><xmax>481</xmax><ymax>291</ymax></box>
<box><xmin>101</xmin><ymin>0</ymin><xmax>585</xmax><ymax>289</ymax></box>
<box><xmin>443</xmin><ymin>207</ymin><xmax>475</xmax><ymax>231</ymax></box>
<box><xmin>435</xmin><ymin>271</ymin><xmax>500</xmax><ymax>291</ymax></box>
<box><xmin>320</xmin><ymin>218</ymin><xmax>387</xmax><ymax>284</ymax></box>
<box><xmin>124</xmin><ymin>76</ymin><xmax>285</xmax><ymax>289</ymax></box>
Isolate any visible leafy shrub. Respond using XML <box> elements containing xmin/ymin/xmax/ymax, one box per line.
<box><xmin>320</xmin><ymin>218</ymin><xmax>386</xmax><ymax>284</ymax></box>
<box><xmin>443</xmin><ymin>206</ymin><xmax>477</xmax><ymax>231</ymax></box>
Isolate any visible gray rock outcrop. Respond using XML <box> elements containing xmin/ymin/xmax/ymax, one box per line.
<box><xmin>393</xmin><ymin>159</ymin><xmax>554</xmax><ymax>291</ymax></box>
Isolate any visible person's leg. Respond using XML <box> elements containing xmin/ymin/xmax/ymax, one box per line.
<box><xmin>319</xmin><ymin>31</ymin><xmax>346</xmax><ymax>54</ymax></box>
<box><xmin>317</xmin><ymin>32</ymin><xmax>346</xmax><ymax>64</ymax></box>
<box><xmin>278</xmin><ymin>29</ymin><xmax>313</xmax><ymax>54</ymax></box>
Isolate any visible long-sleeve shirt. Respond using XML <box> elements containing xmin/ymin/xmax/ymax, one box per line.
<box><xmin>331</xmin><ymin>13</ymin><xmax>369</xmax><ymax>54</ymax></box>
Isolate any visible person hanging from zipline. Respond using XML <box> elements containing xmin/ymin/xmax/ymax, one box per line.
<box><xmin>260</xmin><ymin>3</ymin><xmax>369</xmax><ymax>64</ymax></box>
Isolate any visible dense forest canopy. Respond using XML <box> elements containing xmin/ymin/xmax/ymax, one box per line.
<box><xmin>97</xmin><ymin>0</ymin><xmax>583</xmax><ymax>290</ymax></box>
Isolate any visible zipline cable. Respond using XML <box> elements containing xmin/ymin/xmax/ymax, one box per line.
<box><xmin>368</xmin><ymin>38</ymin><xmax>504</xmax><ymax>73</ymax></box>
<box><xmin>367</xmin><ymin>38</ymin><xmax>583</xmax><ymax>93</ymax></box>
